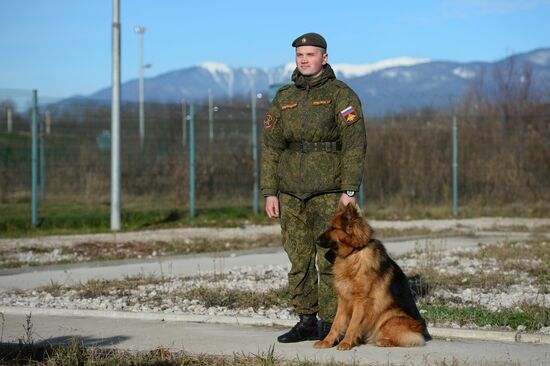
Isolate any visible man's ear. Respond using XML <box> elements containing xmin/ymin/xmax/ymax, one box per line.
<box><xmin>322</xmin><ymin>52</ymin><xmax>328</xmax><ymax>65</ymax></box>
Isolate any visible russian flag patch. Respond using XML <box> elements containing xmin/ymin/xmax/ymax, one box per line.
<box><xmin>339</xmin><ymin>106</ymin><xmax>359</xmax><ymax>124</ymax></box>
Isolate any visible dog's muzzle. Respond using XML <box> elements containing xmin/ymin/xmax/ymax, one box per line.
<box><xmin>316</xmin><ymin>232</ymin><xmax>336</xmax><ymax>249</ymax></box>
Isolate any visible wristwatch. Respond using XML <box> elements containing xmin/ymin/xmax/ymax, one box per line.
<box><xmin>345</xmin><ymin>190</ymin><xmax>356</xmax><ymax>197</ymax></box>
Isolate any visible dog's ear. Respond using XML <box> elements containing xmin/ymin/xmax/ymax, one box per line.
<box><xmin>344</xmin><ymin>203</ymin><xmax>360</xmax><ymax>235</ymax></box>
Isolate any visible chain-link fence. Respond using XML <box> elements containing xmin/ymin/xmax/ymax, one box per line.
<box><xmin>1</xmin><ymin>89</ymin><xmax>550</xmax><ymax>228</ymax></box>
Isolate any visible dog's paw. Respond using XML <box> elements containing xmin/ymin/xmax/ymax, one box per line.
<box><xmin>337</xmin><ymin>342</ymin><xmax>353</xmax><ymax>351</ymax></box>
<box><xmin>313</xmin><ymin>340</ymin><xmax>332</xmax><ymax>349</ymax></box>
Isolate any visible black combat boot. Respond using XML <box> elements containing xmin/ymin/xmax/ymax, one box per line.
<box><xmin>318</xmin><ymin>320</ymin><xmax>333</xmax><ymax>340</ymax></box>
<box><xmin>277</xmin><ymin>314</ymin><xmax>318</xmax><ymax>343</ymax></box>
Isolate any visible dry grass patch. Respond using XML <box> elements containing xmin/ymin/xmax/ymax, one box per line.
<box><xmin>65</xmin><ymin>235</ymin><xmax>281</xmax><ymax>261</ymax></box>
<box><xmin>399</xmin><ymin>238</ymin><xmax>549</xmax><ymax>292</ymax></box>
<box><xmin>0</xmin><ymin>235</ymin><xmax>282</xmax><ymax>269</ymax></box>
<box><xmin>36</xmin><ymin>274</ymin><xmax>173</xmax><ymax>299</ymax></box>
<box><xmin>169</xmin><ymin>286</ymin><xmax>291</xmax><ymax>310</ymax></box>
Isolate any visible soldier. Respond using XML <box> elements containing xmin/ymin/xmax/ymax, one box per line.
<box><xmin>261</xmin><ymin>32</ymin><xmax>367</xmax><ymax>343</ymax></box>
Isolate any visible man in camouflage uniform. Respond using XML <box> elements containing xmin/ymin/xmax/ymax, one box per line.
<box><xmin>261</xmin><ymin>32</ymin><xmax>367</xmax><ymax>343</ymax></box>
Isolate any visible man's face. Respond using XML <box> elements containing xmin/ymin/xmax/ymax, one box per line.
<box><xmin>295</xmin><ymin>46</ymin><xmax>328</xmax><ymax>77</ymax></box>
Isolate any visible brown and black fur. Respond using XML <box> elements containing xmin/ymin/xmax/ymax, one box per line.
<box><xmin>314</xmin><ymin>203</ymin><xmax>431</xmax><ymax>350</ymax></box>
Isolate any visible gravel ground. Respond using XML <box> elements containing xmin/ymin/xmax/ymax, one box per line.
<box><xmin>1</xmin><ymin>240</ymin><xmax>548</xmax><ymax>335</ymax></box>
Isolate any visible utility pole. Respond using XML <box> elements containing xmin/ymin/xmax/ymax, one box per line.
<box><xmin>111</xmin><ymin>0</ymin><xmax>121</xmax><ymax>230</ymax></box>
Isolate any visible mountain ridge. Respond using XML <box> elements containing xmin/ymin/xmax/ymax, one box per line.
<box><xmin>80</xmin><ymin>47</ymin><xmax>550</xmax><ymax>115</ymax></box>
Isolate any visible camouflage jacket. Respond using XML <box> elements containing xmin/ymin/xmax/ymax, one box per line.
<box><xmin>261</xmin><ymin>64</ymin><xmax>367</xmax><ymax>200</ymax></box>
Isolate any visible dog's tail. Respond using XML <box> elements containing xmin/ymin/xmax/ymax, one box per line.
<box><xmin>395</xmin><ymin>329</ymin><xmax>426</xmax><ymax>347</ymax></box>
<box><xmin>375</xmin><ymin>316</ymin><xmax>426</xmax><ymax>347</ymax></box>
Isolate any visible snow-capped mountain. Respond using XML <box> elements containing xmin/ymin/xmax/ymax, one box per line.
<box><xmin>81</xmin><ymin>48</ymin><xmax>550</xmax><ymax>115</ymax></box>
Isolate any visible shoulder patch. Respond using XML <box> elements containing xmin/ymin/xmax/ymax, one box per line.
<box><xmin>339</xmin><ymin>105</ymin><xmax>359</xmax><ymax>125</ymax></box>
<box><xmin>263</xmin><ymin>112</ymin><xmax>276</xmax><ymax>129</ymax></box>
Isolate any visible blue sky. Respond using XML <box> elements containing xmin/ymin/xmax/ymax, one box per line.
<box><xmin>1</xmin><ymin>0</ymin><xmax>549</xmax><ymax>98</ymax></box>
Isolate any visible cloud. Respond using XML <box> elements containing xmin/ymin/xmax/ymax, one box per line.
<box><xmin>441</xmin><ymin>0</ymin><xmax>550</xmax><ymax>18</ymax></box>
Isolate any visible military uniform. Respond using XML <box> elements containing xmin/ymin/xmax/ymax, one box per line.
<box><xmin>261</xmin><ymin>33</ymin><xmax>366</xmax><ymax>340</ymax></box>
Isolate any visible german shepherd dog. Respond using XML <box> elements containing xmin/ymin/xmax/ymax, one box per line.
<box><xmin>314</xmin><ymin>203</ymin><xmax>431</xmax><ymax>350</ymax></box>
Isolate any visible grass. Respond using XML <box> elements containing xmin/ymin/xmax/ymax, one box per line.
<box><xmin>172</xmin><ymin>286</ymin><xmax>291</xmax><ymax>310</ymax></box>
<box><xmin>0</xmin><ymin>338</ymin><xmax>527</xmax><ymax>366</ymax></box>
<box><xmin>0</xmin><ymin>340</ymin><xmax>354</xmax><ymax>366</ymax></box>
<box><xmin>0</xmin><ymin>202</ymin><xmax>272</xmax><ymax>238</ymax></box>
<box><xmin>398</xmin><ymin>238</ymin><xmax>550</xmax><ymax>293</ymax></box>
<box><xmin>37</xmin><ymin>275</ymin><xmax>172</xmax><ymax>298</ymax></box>
<box><xmin>419</xmin><ymin>303</ymin><xmax>550</xmax><ymax>331</ymax></box>
<box><xmin>2</xmin><ymin>198</ymin><xmax>550</xmax><ymax>239</ymax></box>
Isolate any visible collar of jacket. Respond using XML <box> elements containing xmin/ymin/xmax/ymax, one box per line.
<box><xmin>291</xmin><ymin>64</ymin><xmax>336</xmax><ymax>90</ymax></box>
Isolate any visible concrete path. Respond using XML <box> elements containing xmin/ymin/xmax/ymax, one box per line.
<box><xmin>0</xmin><ymin>233</ymin><xmax>531</xmax><ymax>290</ymax></box>
<box><xmin>1</xmin><ymin>312</ymin><xmax>548</xmax><ymax>365</ymax></box>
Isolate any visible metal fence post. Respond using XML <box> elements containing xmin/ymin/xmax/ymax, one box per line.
<box><xmin>208</xmin><ymin>88</ymin><xmax>213</xmax><ymax>142</ymax></box>
<box><xmin>31</xmin><ymin>90</ymin><xmax>38</xmax><ymax>227</ymax></box>
<box><xmin>7</xmin><ymin>108</ymin><xmax>12</xmax><ymax>132</ymax></box>
<box><xmin>452</xmin><ymin>109</ymin><xmax>459</xmax><ymax>216</ymax></box>
<box><xmin>45</xmin><ymin>109</ymin><xmax>51</xmax><ymax>135</ymax></box>
<box><xmin>189</xmin><ymin>103</ymin><xmax>195</xmax><ymax>218</ymax></box>
<box><xmin>251</xmin><ymin>72</ymin><xmax>259</xmax><ymax>215</ymax></box>
<box><xmin>40</xmin><ymin>109</ymin><xmax>45</xmax><ymax>201</ymax></box>
<box><xmin>181</xmin><ymin>101</ymin><xmax>187</xmax><ymax>147</ymax></box>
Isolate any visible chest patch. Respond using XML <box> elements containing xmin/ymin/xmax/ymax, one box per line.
<box><xmin>312</xmin><ymin>99</ymin><xmax>331</xmax><ymax>106</ymax></box>
<box><xmin>339</xmin><ymin>105</ymin><xmax>359</xmax><ymax>125</ymax></box>
<box><xmin>281</xmin><ymin>102</ymin><xmax>298</xmax><ymax>111</ymax></box>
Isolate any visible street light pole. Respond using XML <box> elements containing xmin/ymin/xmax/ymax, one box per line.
<box><xmin>111</xmin><ymin>0</ymin><xmax>121</xmax><ymax>231</ymax></box>
<box><xmin>135</xmin><ymin>26</ymin><xmax>146</xmax><ymax>150</ymax></box>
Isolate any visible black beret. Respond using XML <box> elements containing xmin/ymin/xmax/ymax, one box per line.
<box><xmin>292</xmin><ymin>32</ymin><xmax>327</xmax><ymax>49</ymax></box>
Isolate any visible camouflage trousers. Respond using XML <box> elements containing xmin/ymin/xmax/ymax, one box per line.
<box><xmin>279</xmin><ymin>192</ymin><xmax>340</xmax><ymax>322</ymax></box>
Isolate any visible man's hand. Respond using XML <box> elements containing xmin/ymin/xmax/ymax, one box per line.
<box><xmin>339</xmin><ymin>193</ymin><xmax>356</xmax><ymax>208</ymax></box>
<box><xmin>265</xmin><ymin>196</ymin><xmax>280</xmax><ymax>219</ymax></box>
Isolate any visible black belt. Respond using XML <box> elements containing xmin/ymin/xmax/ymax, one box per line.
<box><xmin>288</xmin><ymin>141</ymin><xmax>341</xmax><ymax>153</ymax></box>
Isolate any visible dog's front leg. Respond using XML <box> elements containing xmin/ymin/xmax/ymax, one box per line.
<box><xmin>314</xmin><ymin>304</ymin><xmax>348</xmax><ymax>349</ymax></box>
<box><xmin>337</xmin><ymin>302</ymin><xmax>365</xmax><ymax>350</ymax></box>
